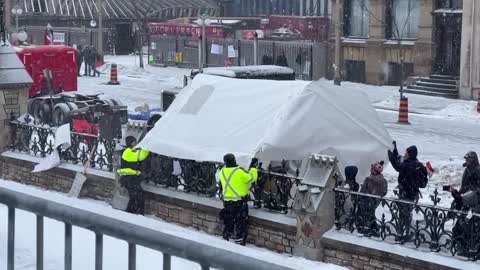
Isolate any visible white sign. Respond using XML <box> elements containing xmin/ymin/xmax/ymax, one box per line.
<box><xmin>53</xmin><ymin>32</ymin><xmax>65</xmax><ymax>43</ymax></box>
<box><xmin>211</xmin><ymin>44</ymin><xmax>223</xmax><ymax>55</ymax></box>
<box><xmin>227</xmin><ymin>45</ymin><xmax>237</xmax><ymax>58</ymax></box>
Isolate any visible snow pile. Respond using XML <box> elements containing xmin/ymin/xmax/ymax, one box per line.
<box><xmin>0</xmin><ymin>180</ymin><xmax>344</xmax><ymax>270</ymax></box>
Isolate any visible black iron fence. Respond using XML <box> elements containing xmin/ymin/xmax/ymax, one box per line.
<box><xmin>334</xmin><ymin>187</ymin><xmax>480</xmax><ymax>261</ymax></box>
<box><xmin>143</xmin><ymin>155</ymin><xmax>302</xmax><ymax>214</ymax></box>
<box><xmin>10</xmin><ymin>122</ymin><xmax>115</xmax><ymax>171</ymax></box>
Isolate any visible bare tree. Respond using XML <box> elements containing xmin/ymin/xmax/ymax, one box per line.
<box><xmin>361</xmin><ymin>0</ymin><xmax>418</xmax><ymax>97</ymax></box>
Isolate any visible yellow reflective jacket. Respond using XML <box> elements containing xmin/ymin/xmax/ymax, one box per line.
<box><xmin>117</xmin><ymin>147</ymin><xmax>150</xmax><ymax>176</ymax></box>
<box><xmin>219</xmin><ymin>166</ymin><xmax>258</xmax><ymax>201</ymax></box>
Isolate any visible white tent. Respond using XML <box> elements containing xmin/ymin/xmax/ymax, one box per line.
<box><xmin>138</xmin><ymin>74</ymin><xmax>392</xmax><ymax>179</ymax></box>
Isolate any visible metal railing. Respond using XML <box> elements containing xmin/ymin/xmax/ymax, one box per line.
<box><xmin>145</xmin><ymin>155</ymin><xmax>302</xmax><ymax>214</ymax></box>
<box><xmin>10</xmin><ymin>122</ymin><xmax>115</xmax><ymax>171</ymax></box>
<box><xmin>0</xmin><ymin>186</ymin><xmax>295</xmax><ymax>270</ymax></box>
<box><xmin>334</xmin><ymin>187</ymin><xmax>480</xmax><ymax>261</ymax></box>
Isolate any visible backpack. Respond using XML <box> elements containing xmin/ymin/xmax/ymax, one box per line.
<box><xmin>415</xmin><ymin>163</ymin><xmax>429</xmax><ymax>189</ymax></box>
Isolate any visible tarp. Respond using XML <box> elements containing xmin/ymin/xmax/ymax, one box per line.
<box><xmin>138</xmin><ymin>74</ymin><xmax>392</xmax><ymax>179</ymax></box>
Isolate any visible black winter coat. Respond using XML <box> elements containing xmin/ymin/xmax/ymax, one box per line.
<box><xmin>460</xmin><ymin>154</ymin><xmax>480</xmax><ymax>194</ymax></box>
<box><xmin>388</xmin><ymin>152</ymin><xmax>427</xmax><ymax>201</ymax></box>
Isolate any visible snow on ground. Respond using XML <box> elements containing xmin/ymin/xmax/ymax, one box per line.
<box><xmin>77</xmin><ymin>56</ymin><xmax>480</xmax><ymax>208</ymax></box>
<box><xmin>78</xmin><ymin>55</ymin><xmax>190</xmax><ymax>110</ymax></box>
<box><xmin>0</xmin><ymin>180</ymin><xmax>344</xmax><ymax>270</ymax></box>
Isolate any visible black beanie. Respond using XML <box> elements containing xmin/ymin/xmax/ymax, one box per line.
<box><xmin>407</xmin><ymin>145</ymin><xmax>418</xmax><ymax>159</ymax></box>
<box><xmin>125</xmin><ymin>136</ymin><xmax>137</xmax><ymax>147</ymax></box>
<box><xmin>223</xmin><ymin>153</ymin><xmax>237</xmax><ymax>167</ymax></box>
<box><xmin>344</xmin><ymin>166</ymin><xmax>358</xmax><ymax>180</ymax></box>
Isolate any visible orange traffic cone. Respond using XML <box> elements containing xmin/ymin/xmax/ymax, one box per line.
<box><xmin>398</xmin><ymin>97</ymin><xmax>409</xmax><ymax>124</ymax></box>
<box><xmin>108</xmin><ymin>63</ymin><xmax>120</xmax><ymax>85</ymax></box>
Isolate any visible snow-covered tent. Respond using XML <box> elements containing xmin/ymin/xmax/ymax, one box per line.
<box><xmin>138</xmin><ymin>74</ymin><xmax>392</xmax><ymax>179</ymax></box>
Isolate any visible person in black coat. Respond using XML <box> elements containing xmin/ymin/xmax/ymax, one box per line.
<box><xmin>344</xmin><ymin>166</ymin><xmax>359</xmax><ymax>192</ymax></box>
<box><xmin>76</xmin><ymin>45</ymin><xmax>83</xmax><ymax>77</ymax></box>
<box><xmin>459</xmin><ymin>151</ymin><xmax>480</xmax><ymax>194</ymax></box>
<box><xmin>388</xmin><ymin>141</ymin><xmax>428</xmax><ymax>242</ymax></box>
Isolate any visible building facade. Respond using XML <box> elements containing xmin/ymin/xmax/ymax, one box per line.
<box><xmin>459</xmin><ymin>0</ymin><xmax>480</xmax><ymax>100</ymax></box>
<box><xmin>339</xmin><ymin>0</ymin><xmax>463</xmax><ymax>86</ymax></box>
<box><xmin>222</xmin><ymin>0</ymin><xmax>331</xmax><ymax>17</ymax></box>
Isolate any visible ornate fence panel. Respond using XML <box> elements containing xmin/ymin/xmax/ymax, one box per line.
<box><xmin>334</xmin><ymin>187</ymin><xmax>480</xmax><ymax>261</ymax></box>
<box><xmin>10</xmin><ymin>122</ymin><xmax>115</xmax><ymax>171</ymax></box>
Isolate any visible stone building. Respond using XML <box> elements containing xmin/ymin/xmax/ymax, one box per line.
<box><xmin>459</xmin><ymin>0</ymin><xmax>480</xmax><ymax>100</ymax></box>
<box><xmin>0</xmin><ymin>40</ymin><xmax>32</xmax><ymax>151</ymax></box>
<box><xmin>339</xmin><ymin>0</ymin><xmax>462</xmax><ymax>86</ymax></box>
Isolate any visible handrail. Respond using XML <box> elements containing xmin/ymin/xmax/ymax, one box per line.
<box><xmin>0</xmin><ymin>186</ymin><xmax>294</xmax><ymax>270</ymax></box>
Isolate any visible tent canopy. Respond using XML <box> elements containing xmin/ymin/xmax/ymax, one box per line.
<box><xmin>138</xmin><ymin>74</ymin><xmax>392</xmax><ymax>179</ymax></box>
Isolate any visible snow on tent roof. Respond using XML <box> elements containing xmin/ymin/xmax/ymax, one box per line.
<box><xmin>201</xmin><ymin>65</ymin><xmax>295</xmax><ymax>79</ymax></box>
<box><xmin>138</xmin><ymin>74</ymin><xmax>392</xmax><ymax>179</ymax></box>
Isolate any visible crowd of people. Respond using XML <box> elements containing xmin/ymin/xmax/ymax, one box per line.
<box><xmin>76</xmin><ymin>45</ymin><xmax>101</xmax><ymax>77</ymax></box>
<box><xmin>341</xmin><ymin>141</ymin><xmax>480</xmax><ymax>253</ymax></box>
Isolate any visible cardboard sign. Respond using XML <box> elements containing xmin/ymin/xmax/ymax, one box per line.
<box><xmin>227</xmin><ymin>45</ymin><xmax>237</xmax><ymax>58</ymax></box>
<box><xmin>53</xmin><ymin>32</ymin><xmax>65</xmax><ymax>43</ymax></box>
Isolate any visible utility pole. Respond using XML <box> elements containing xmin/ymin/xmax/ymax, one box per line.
<box><xmin>334</xmin><ymin>0</ymin><xmax>343</xmax><ymax>86</ymax></box>
<box><xmin>97</xmin><ymin>0</ymin><xmax>104</xmax><ymax>61</ymax></box>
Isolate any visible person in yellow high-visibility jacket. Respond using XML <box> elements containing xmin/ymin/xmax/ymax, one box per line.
<box><xmin>219</xmin><ymin>153</ymin><xmax>258</xmax><ymax>245</ymax></box>
<box><xmin>117</xmin><ymin>136</ymin><xmax>150</xmax><ymax>215</ymax></box>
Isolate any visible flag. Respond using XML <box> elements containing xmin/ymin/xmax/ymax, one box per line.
<box><xmin>426</xmin><ymin>161</ymin><xmax>434</xmax><ymax>179</ymax></box>
<box><xmin>44</xmin><ymin>30</ymin><xmax>52</xmax><ymax>45</ymax></box>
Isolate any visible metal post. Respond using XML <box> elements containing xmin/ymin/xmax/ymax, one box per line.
<box><xmin>201</xmin><ymin>24</ymin><xmax>206</xmax><ymax>68</ymax></box>
<box><xmin>253</xmin><ymin>32</ymin><xmax>258</xmax><ymax>65</ymax></box>
<box><xmin>97</xmin><ymin>0</ymin><xmax>104</xmax><ymax>60</ymax></box>
<box><xmin>37</xmin><ymin>215</ymin><xmax>44</xmax><ymax>270</ymax></box>
<box><xmin>95</xmin><ymin>233</ymin><xmax>103</xmax><ymax>270</ymax></box>
<box><xmin>7</xmin><ymin>207</ymin><xmax>15</xmax><ymax>270</ymax></box>
<box><xmin>15</xmin><ymin>15</ymin><xmax>19</xmax><ymax>33</ymax></box>
<box><xmin>65</xmin><ymin>223</ymin><xmax>72</xmax><ymax>270</ymax></box>
<box><xmin>198</xmin><ymin>36</ymin><xmax>203</xmax><ymax>72</ymax></box>
<box><xmin>128</xmin><ymin>243</ymin><xmax>136</xmax><ymax>270</ymax></box>
<box><xmin>334</xmin><ymin>0</ymin><xmax>343</xmax><ymax>86</ymax></box>
<box><xmin>163</xmin><ymin>253</ymin><xmax>171</xmax><ymax>270</ymax></box>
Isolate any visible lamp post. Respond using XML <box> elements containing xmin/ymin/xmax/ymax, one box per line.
<box><xmin>195</xmin><ymin>14</ymin><xmax>211</xmax><ymax>72</ymax></box>
<box><xmin>90</xmin><ymin>19</ymin><xmax>97</xmax><ymax>47</ymax></box>
<box><xmin>11</xmin><ymin>5</ymin><xmax>23</xmax><ymax>33</ymax></box>
<box><xmin>97</xmin><ymin>0</ymin><xmax>104</xmax><ymax>61</ymax></box>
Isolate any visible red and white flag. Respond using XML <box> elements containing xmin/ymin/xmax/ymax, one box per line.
<box><xmin>44</xmin><ymin>31</ymin><xmax>52</xmax><ymax>45</ymax></box>
<box><xmin>426</xmin><ymin>161</ymin><xmax>434</xmax><ymax>178</ymax></box>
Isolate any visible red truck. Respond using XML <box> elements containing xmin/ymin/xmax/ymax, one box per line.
<box><xmin>14</xmin><ymin>45</ymin><xmax>78</xmax><ymax>98</ymax></box>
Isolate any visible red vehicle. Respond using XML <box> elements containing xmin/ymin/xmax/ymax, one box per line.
<box><xmin>14</xmin><ymin>45</ymin><xmax>77</xmax><ymax>98</ymax></box>
<box><xmin>147</xmin><ymin>22</ymin><xmax>225</xmax><ymax>39</ymax></box>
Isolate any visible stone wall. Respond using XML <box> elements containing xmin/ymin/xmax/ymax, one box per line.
<box><xmin>144</xmin><ymin>187</ymin><xmax>297</xmax><ymax>254</ymax></box>
<box><xmin>0</xmin><ymin>155</ymin><xmax>117</xmax><ymax>202</ymax></box>
<box><xmin>322</xmin><ymin>232</ymin><xmax>462</xmax><ymax>270</ymax></box>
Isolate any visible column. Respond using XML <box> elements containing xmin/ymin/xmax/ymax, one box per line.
<box><xmin>460</xmin><ymin>0</ymin><xmax>480</xmax><ymax>99</ymax></box>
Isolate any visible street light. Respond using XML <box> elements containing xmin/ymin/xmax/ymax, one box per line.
<box><xmin>195</xmin><ymin>14</ymin><xmax>211</xmax><ymax>72</ymax></box>
<box><xmin>11</xmin><ymin>5</ymin><xmax>23</xmax><ymax>33</ymax></box>
<box><xmin>90</xmin><ymin>20</ymin><xmax>97</xmax><ymax>46</ymax></box>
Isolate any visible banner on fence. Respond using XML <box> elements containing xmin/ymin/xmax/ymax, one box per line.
<box><xmin>227</xmin><ymin>45</ymin><xmax>237</xmax><ymax>58</ymax></box>
<box><xmin>53</xmin><ymin>32</ymin><xmax>65</xmax><ymax>44</ymax></box>
<box><xmin>211</xmin><ymin>44</ymin><xmax>223</xmax><ymax>55</ymax></box>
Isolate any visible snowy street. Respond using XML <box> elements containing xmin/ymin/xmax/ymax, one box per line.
<box><xmin>78</xmin><ymin>55</ymin><xmax>480</xmax><ymax>208</ymax></box>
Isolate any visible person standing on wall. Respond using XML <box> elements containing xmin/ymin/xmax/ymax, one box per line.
<box><xmin>117</xmin><ymin>136</ymin><xmax>150</xmax><ymax>215</ymax></box>
<box><xmin>218</xmin><ymin>154</ymin><xmax>258</xmax><ymax>246</ymax></box>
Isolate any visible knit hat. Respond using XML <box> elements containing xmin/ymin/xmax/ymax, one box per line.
<box><xmin>125</xmin><ymin>136</ymin><xmax>137</xmax><ymax>147</ymax></box>
<box><xmin>406</xmin><ymin>145</ymin><xmax>418</xmax><ymax>159</ymax></box>
<box><xmin>223</xmin><ymin>153</ymin><xmax>237</xmax><ymax>167</ymax></box>
<box><xmin>371</xmin><ymin>161</ymin><xmax>384</xmax><ymax>175</ymax></box>
<box><xmin>344</xmin><ymin>166</ymin><xmax>358</xmax><ymax>180</ymax></box>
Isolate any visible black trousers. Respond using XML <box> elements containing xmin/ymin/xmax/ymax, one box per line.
<box><xmin>221</xmin><ymin>200</ymin><xmax>248</xmax><ymax>245</ymax></box>
<box><xmin>123</xmin><ymin>175</ymin><xmax>145</xmax><ymax>215</ymax></box>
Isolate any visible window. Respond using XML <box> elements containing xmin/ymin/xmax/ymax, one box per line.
<box><xmin>389</xmin><ymin>0</ymin><xmax>420</xmax><ymax>39</ymax></box>
<box><xmin>344</xmin><ymin>0</ymin><xmax>369</xmax><ymax>38</ymax></box>
<box><xmin>436</xmin><ymin>0</ymin><xmax>462</xmax><ymax>9</ymax></box>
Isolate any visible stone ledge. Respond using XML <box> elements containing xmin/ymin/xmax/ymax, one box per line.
<box><xmin>322</xmin><ymin>230</ymin><xmax>479</xmax><ymax>270</ymax></box>
<box><xmin>142</xmin><ymin>183</ymin><xmax>297</xmax><ymax>234</ymax></box>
